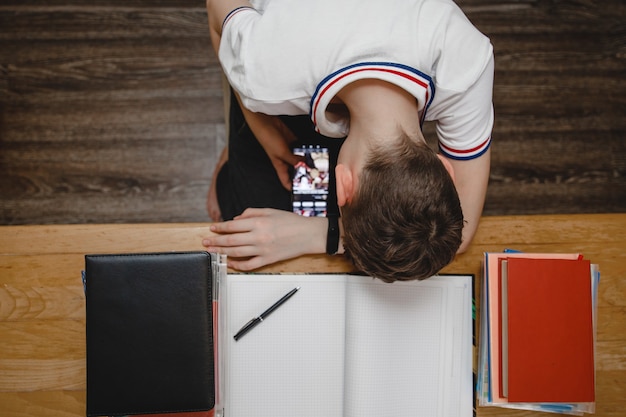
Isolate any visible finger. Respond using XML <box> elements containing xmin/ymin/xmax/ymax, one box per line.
<box><xmin>282</xmin><ymin>151</ymin><xmax>303</xmax><ymax>167</ymax></box>
<box><xmin>208</xmin><ymin>218</ymin><xmax>257</xmax><ymax>234</ymax></box>
<box><xmin>228</xmin><ymin>256</ymin><xmax>272</xmax><ymax>272</ymax></box>
<box><xmin>203</xmin><ymin>229</ymin><xmax>255</xmax><ymax>248</ymax></box>
<box><xmin>270</xmin><ymin>159</ymin><xmax>293</xmax><ymax>190</ymax></box>
<box><xmin>278</xmin><ymin>166</ymin><xmax>293</xmax><ymax>190</ymax></box>
<box><xmin>236</xmin><ymin>207</ymin><xmax>272</xmax><ymax>219</ymax></box>
<box><xmin>203</xmin><ymin>243</ymin><xmax>262</xmax><ymax>259</ymax></box>
<box><xmin>292</xmin><ymin>153</ymin><xmax>304</xmax><ymax>163</ymax></box>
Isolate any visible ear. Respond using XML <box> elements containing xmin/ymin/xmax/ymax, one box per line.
<box><xmin>335</xmin><ymin>164</ymin><xmax>355</xmax><ymax>207</ymax></box>
<box><xmin>437</xmin><ymin>154</ymin><xmax>456</xmax><ymax>184</ymax></box>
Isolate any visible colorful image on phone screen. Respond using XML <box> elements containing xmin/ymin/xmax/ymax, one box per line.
<box><xmin>292</xmin><ymin>145</ymin><xmax>330</xmax><ymax>217</ymax></box>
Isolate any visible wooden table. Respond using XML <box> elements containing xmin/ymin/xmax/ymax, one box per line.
<box><xmin>1</xmin><ymin>214</ymin><xmax>624</xmax><ymax>416</ymax></box>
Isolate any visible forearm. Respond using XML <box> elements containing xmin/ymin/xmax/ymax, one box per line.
<box><xmin>231</xmin><ymin>92</ymin><xmax>291</xmax><ymax>142</ymax></box>
<box><xmin>447</xmin><ymin>148</ymin><xmax>491</xmax><ymax>253</ymax></box>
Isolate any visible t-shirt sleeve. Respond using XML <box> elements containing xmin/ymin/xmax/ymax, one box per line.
<box><xmin>425</xmin><ymin>4</ymin><xmax>495</xmax><ymax>161</ymax></box>
<box><xmin>218</xmin><ymin>7</ymin><xmax>261</xmax><ymax>100</ymax></box>
<box><xmin>435</xmin><ymin>54</ymin><xmax>494</xmax><ymax>160</ymax></box>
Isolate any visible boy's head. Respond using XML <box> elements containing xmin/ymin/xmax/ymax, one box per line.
<box><xmin>338</xmin><ymin>135</ymin><xmax>464</xmax><ymax>282</ymax></box>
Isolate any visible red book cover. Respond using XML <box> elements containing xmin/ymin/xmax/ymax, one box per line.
<box><xmin>483</xmin><ymin>252</ymin><xmax>582</xmax><ymax>404</ymax></box>
<box><xmin>506</xmin><ymin>258</ymin><xmax>595</xmax><ymax>403</ymax></box>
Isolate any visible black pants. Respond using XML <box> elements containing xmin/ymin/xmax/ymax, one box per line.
<box><xmin>216</xmin><ymin>89</ymin><xmax>344</xmax><ymax>220</ymax></box>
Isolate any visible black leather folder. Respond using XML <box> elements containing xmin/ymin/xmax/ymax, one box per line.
<box><xmin>84</xmin><ymin>252</ymin><xmax>215</xmax><ymax>417</ymax></box>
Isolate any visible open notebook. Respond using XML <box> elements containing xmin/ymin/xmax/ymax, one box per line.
<box><xmin>216</xmin><ymin>273</ymin><xmax>474</xmax><ymax>417</ymax></box>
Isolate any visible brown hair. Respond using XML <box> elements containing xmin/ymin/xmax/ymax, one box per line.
<box><xmin>341</xmin><ymin>135</ymin><xmax>463</xmax><ymax>282</ymax></box>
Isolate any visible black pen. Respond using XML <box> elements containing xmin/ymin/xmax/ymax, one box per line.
<box><xmin>233</xmin><ymin>287</ymin><xmax>300</xmax><ymax>341</ymax></box>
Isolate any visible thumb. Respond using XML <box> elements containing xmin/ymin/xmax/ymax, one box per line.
<box><xmin>269</xmin><ymin>157</ymin><xmax>294</xmax><ymax>191</ymax></box>
<box><xmin>277</xmin><ymin>163</ymin><xmax>293</xmax><ymax>190</ymax></box>
<box><xmin>283</xmin><ymin>151</ymin><xmax>303</xmax><ymax>167</ymax></box>
<box><xmin>276</xmin><ymin>150</ymin><xmax>303</xmax><ymax>190</ymax></box>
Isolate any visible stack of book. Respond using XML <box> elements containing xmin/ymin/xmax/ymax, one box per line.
<box><xmin>477</xmin><ymin>251</ymin><xmax>599</xmax><ymax>415</ymax></box>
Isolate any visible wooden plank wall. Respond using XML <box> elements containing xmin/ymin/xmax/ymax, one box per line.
<box><xmin>0</xmin><ymin>0</ymin><xmax>624</xmax><ymax>224</ymax></box>
<box><xmin>461</xmin><ymin>0</ymin><xmax>626</xmax><ymax>215</ymax></box>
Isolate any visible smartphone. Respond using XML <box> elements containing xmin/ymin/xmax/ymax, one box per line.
<box><xmin>292</xmin><ymin>145</ymin><xmax>330</xmax><ymax>217</ymax></box>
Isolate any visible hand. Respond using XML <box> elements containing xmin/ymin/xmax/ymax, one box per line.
<box><xmin>202</xmin><ymin>208</ymin><xmax>327</xmax><ymax>270</ymax></box>
<box><xmin>233</xmin><ymin>93</ymin><xmax>302</xmax><ymax>190</ymax></box>
<box><xmin>254</xmin><ymin>116</ymin><xmax>303</xmax><ymax>190</ymax></box>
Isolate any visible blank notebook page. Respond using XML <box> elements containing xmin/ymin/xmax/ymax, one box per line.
<box><xmin>225</xmin><ymin>274</ymin><xmax>347</xmax><ymax>417</ymax></box>
<box><xmin>343</xmin><ymin>276</ymin><xmax>473</xmax><ymax>417</ymax></box>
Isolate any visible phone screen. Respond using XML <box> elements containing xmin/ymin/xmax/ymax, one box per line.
<box><xmin>292</xmin><ymin>145</ymin><xmax>330</xmax><ymax>217</ymax></box>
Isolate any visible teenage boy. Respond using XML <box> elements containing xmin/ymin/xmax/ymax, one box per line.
<box><xmin>203</xmin><ymin>0</ymin><xmax>494</xmax><ymax>282</ymax></box>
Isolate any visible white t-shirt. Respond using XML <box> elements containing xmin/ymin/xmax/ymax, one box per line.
<box><xmin>219</xmin><ymin>0</ymin><xmax>494</xmax><ymax>160</ymax></box>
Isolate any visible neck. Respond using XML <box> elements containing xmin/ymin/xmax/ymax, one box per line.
<box><xmin>332</xmin><ymin>79</ymin><xmax>427</xmax><ymax>181</ymax></box>
<box><xmin>336</xmin><ymin>79</ymin><xmax>423</xmax><ymax>144</ymax></box>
